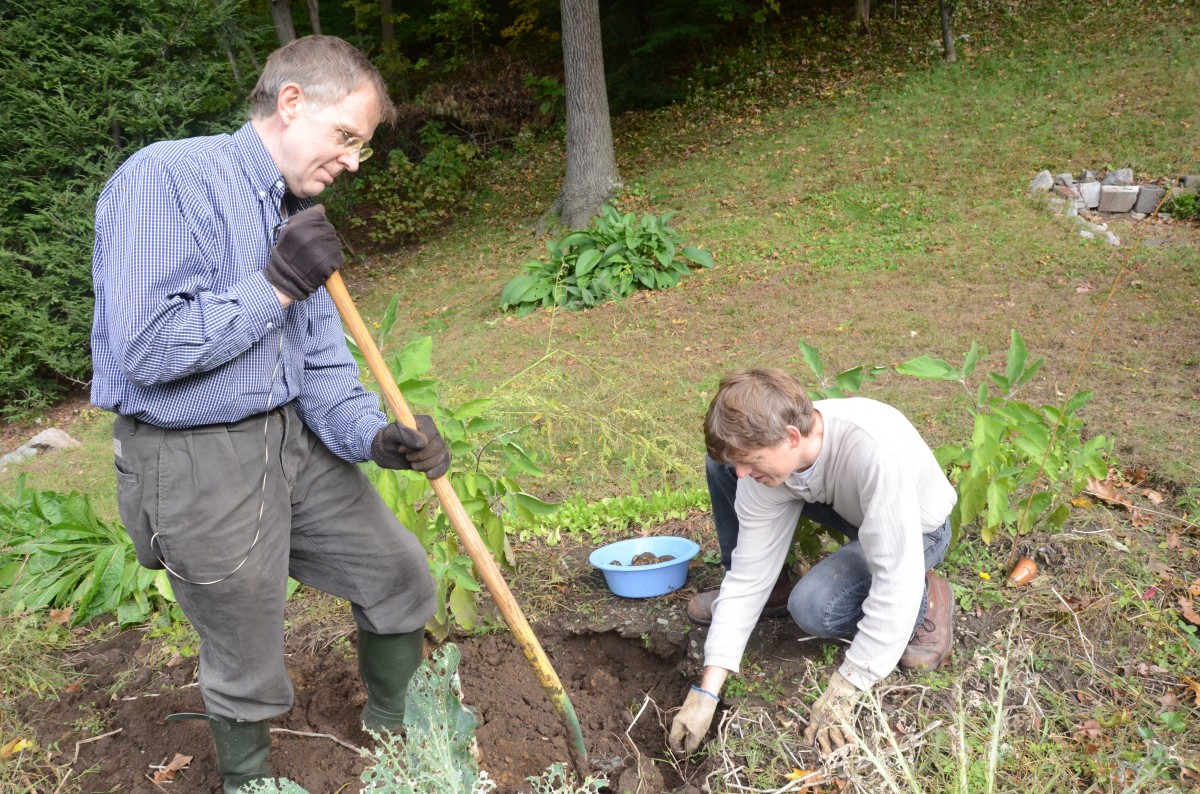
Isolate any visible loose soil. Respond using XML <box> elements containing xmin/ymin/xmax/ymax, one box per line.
<box><xmin>12</xmin><ymin>510</ymin><xmax>1185</xmax><ymax>793</ymax></box>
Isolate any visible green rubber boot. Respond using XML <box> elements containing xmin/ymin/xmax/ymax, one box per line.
<box><xmin>165</xmin><ymin>712</ymin><xmax>271</xmax><ymax>793</ymax></box>
<box><xmin>357</xmin><ymin>628</ymin><xmax>425</xmax><ymax>733</ymax></box>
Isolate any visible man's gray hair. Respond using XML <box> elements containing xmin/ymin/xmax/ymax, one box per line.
<box><xmin>249</xmin><ymin>35</ymin><xmax>397</xmax><ymax>125</ymax></box>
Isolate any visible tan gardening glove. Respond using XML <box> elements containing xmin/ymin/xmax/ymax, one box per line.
<box><xmin>802</xmin><ymin>671</ymin><xmax>863</xmax><ymax>754</ymax></box>
<box><xmin>668</xmin><ymin>685</ymin><xmax>720</xmax><ymax>754</ymax></box>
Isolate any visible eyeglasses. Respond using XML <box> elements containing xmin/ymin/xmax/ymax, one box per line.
<box><xmin>308</xmin><ymin>99</ymin><xmax>373</xmax><ymax>162</ymax></box>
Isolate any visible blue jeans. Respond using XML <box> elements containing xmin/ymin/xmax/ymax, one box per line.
<box><xmin>706</xmin><ymin>456</ymin><xmax>952</xmax><ymax>638</ymax></box>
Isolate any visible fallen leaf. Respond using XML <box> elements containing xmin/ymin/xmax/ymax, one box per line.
<box><xmin>1073</xmin><ymin>718</ymin><xmax>1103</xmax><ymax>740</ymax></box>
<box><xmin>0</xmin><ymin>737</ymin><xmax>35</xmax><ymax>759</ymax></box>
<box><xmin>151</xmin><ymin>753</ymin><xmax>193</xmax><ymax>783</ymax></box>
<box><xmin>1125</xmin><ymin>465</ymin><xmax>1148</xmax><ymax>485</ymax></box>
<box><xmin>1159</xmin><ymin>692</ymin><xmax>1180</xmax><ymax>707</ymax></box>
<box><xmin>1086</xmin><ymin>476</ymin><xmax>1132</xmax><ymax>509</ymax></box>
<box><xmin>48</xmin><ymin>607</ymin><xmax>72</xmax><ymax>626</ymax></box>
<box><xmin>1130</xmin><ymin>508</ymin><xmax>1151</xmax><ymax>528</ymax></box>
<box><xmin>1075</xmin><ymin>282</ymin><xmax>1093</xmax><ymax>293</ymax></box>
<box><xmin>1143</xmin><ymin>488</ymin><xmax>1164</xmax><ymax>505</ymax></box>
<box><xmin>1190</xmin><ymin>580</ymin><xmax>1200</xmax><ymax>598</ymax></box>
<box><xmin>786</xmin><ymin>768</ymin><xmax>816</xmax><ymax>781</ymax></box>
<box><xmin>1179</xmin><ymin>598</ymin><xmax>1200</xmax><ymax>626</ymax></box>
<box><xmin>63</xmin><ymin>681</ymin><xmax>83</xmax><ymax>694</ymax></box>
<box><xmin>1071</xmin><ymin>495</ymin><xmax>1093</xmax><ymax>508</ymax></box>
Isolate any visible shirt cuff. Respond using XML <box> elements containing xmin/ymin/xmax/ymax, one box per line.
<box><xmin>231</xmin><ymin>271</ymin><xmax>286</xmax><ymax>338</ymax></box>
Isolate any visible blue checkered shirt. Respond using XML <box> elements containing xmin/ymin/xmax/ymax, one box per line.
<box><xmin>90</xmin><ymin>122</ymin><xmax>387</xmax><ymax>462</ymax></box>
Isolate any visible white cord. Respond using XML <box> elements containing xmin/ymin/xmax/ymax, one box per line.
<box><xmin>151</xmin><ymin>331</ymin><xmax>284</xmax><ymax>586</ymax></box>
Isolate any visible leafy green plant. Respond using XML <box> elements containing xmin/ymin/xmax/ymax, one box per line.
<box><xmin>1166</xmin><ymin>189</ymin><xmax>1198</xmax><ymax>220</ymax></box>
<box><xmin>0</xmin><ymin>475</ymin><xmax>175</xmax><ymax>627</ymax></box>
<box><xmin>500</xmin><ymin>204</ymin><xmax>714</xmax><ymax>316</ymax></box>
<box><xmin>508</xmin><ymin>486</ymin><xmax>708</xmax><ymax>544</ymax></box>
<box><xmin>896</xmin><ymin>330</ymin><xmax>1111</xmax><ymax>543</ymax></box>
<box><xmin>349</xmin><ymin>298</ymin><xmax>557</xmax><ymax>639</ymax></box>
<box><xmin>797</xmin><ymin>341</ymin><xmax>887</xmax><ymax>399</ymax></box>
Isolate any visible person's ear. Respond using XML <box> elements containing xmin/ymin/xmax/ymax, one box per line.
<box><xmin>785</xmin><ymin>425</ymin><xmax>803</xmax><ymax>447</ymax></box>
<box><xmin>277</xmin><ymin>83</ymin><xmax>305</xmax><ymax>125</ymax></box>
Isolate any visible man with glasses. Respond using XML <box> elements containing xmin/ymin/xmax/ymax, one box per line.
<box><xmin>91</xmin><ymin>36</ymin><xmax>448</xmax><ymax>793</ymax></box>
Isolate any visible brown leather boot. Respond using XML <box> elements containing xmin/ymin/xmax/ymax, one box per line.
<box><xmin>686</xmin><ymin>572</ymin><xmax>792</xmax><ymax>626</ymax></box>
<box><xmin>899</xmin><ymin>571</ymin><xmax>954</xmax><ymax>671</ymax></box>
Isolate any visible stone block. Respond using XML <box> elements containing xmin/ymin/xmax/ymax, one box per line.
<box><xmin>1098</xmin><ymin>185</ymin><xmax>1138</xmax><ymax>212</ymax></box>
<box><xmin>1179</xmin><ymin>175</ymin><xmax>1200</xmax><ymax>189</ymax></box>
<box><xmin>1079</xmin><ymin>181</ymin><xmax>1101</xmax><ymax>209</ymax></box>
<box><xmin>1134</xmin><ymin>185</ymin><xmax>1165</xmax><ymax>214</ymax></box>
<box><xmin>1055</xmin><ymin>173</ymin><xmax>1074</xmax><ymax>186</ymax></box>
<box><xmin>1053</xmin><ymin>184</ymin><xmax>1078</xmax><ymax>199</ymax></box>
<box><xmin>1080</xmin><ymin>170</ymin><xmax>1099</xmax><ymax>182</ymax></box>
<box><xmin>1102</xmin><ymin>168</ymin><xmax>1134</xmax><ymax>186</ymax></box>
<box><xmin>1029</xmin><ymin>170</ymin><xmax>1053</xmax><ymax>194</ymax></box>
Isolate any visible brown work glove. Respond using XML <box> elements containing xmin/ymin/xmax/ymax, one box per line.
<box><xmin>668</xmin><ymin>685</ymin><xmax>720</xmax><ymax>754</ymax></box>
<box><xmin>263</xmin><ymin>205</ymin><xmax>344</xmax><ymax>301</ymax></box>
<box><xmin>802</xmin><ymin>671</ymin><xmax>862</xmax><ymax>755</ymax></box>
<box><xmin>370</xmin><ymin>415</ymin><xmax>451</xmax><ymax>479</ymax></box>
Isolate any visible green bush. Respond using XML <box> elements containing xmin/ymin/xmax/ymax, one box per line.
<box><xmin>1167</xmin><ymin>189</ymin><xmax>1198</xmax><ymax>220</ymax></box>
<box><xmin>329</xmin><ymin>123</ymin><xmax>479</xmax><ymax>249</ymax></box>
<box><xmin>0</xmin><ymin>0</ymin><xmax>251</xmax><ymax>416</ymax></box>
<box><xmin>500</xmin><ymin>204</ymin><xmax>715</xmax><ymax>316</ymax></box>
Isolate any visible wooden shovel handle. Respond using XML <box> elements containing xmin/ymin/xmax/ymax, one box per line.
<box><xmin>324</xmin><ymin>272</ymin><xmax>588</xmax><ymax>775</ymax></box>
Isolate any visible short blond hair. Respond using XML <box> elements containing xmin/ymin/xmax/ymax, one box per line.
<box><xmin>704</xmin><ymin>368</ymin><xmax>815</xmax><ymax>463</ymax></box>
<box><xmin>249</xmin><ymin>35</ymin><xmax>397</xmax><ymax>125</ymax></box>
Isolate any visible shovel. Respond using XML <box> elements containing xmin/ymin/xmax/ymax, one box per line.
<box><xmin>325</xmin><ymin>272</ymin><xmax>589</xmax><ymax>777</ymax></box>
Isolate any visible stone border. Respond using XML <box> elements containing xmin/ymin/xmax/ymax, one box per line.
<box><xmin>1029</xmin><ymin>168</ymin><xmax>1198</xmax><ymax>247</ymax></box>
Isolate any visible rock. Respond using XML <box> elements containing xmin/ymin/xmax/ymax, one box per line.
<box><xmin>1080</xmin><ymin>170</ymin><xmax>1099</xmax><ymax>182</ymax></box>
<box><xmin>1179</xmin><ymin>175</ymin><xmax>1200</xmax><ymax>189</ymax></box>
<box><xmin>1102</xmin><ymin>168</ymin><xmax>1134</xmax><ymax>186</ymax></box>
<box><xmin>1098</xmin><ymin>185</ymin><xmax>1138</xmax><ymax>212</ymax></box>
<box><xmin>1028</xmin><ymin>170</ymin><xmax>1054</xmax><ymax>194</ymax></box>
<box><xmin>1052</xmin><ymin>184</ymin><xmax>1078</xmax><ymax>199</ymax></box>
<box><xmin>1079</xmin><ymin>230</ymin><xmax>1095</xmax><ymax>239</ymax></box>
<box><xmin>1134</xmin><ymin>185</ymin><xmax>1165</xmax><ymax>214</ymax></box>
<box><xmin>1047</xmin><ymin>196</ymin><xmax>1065</xmax><ymax>213</ymax></box>
<box><xmin>1078</xmin><ymin>181</ymin><xmax>1101</xmax><ymax>209</ymax></box>
<box><xmin>0</xmin><ymin>427</ymin><xmax>81</xmax><ymax>468</ymax></box>
<box><xmin>27</xmin><ymin>428</ymin><xmax>81</xmax><ymax>452</ymax></box>
<box><xmin>1130</xmin><ymin>211</ymin><xmax>1147</xmax><ymax>220</ymax></box>
<box><xmin>1054</xmin><ymin>173</ymin><xmax>1075</xmax><ymax>186</ymax></box>
<box><xmin>1105</xmin><ymin>232</ymin><xmax>1121</xmax><ymax>246</ymax></box>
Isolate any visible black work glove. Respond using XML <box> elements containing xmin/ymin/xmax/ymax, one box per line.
<box><xmin>263</xmin><ymin>205</ymin><xmax>344</xmax><ymax>301</ymax></box>
<box><xmin>370</xmin><ymin>415</ymin><xmax>451</xmax><ymax>480</ymax></box>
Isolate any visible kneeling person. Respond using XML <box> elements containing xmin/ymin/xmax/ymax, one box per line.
<box><xmin>669</xmin><ymin>368</ymin><xmax>956</xmax><ymax>756</ymax></box>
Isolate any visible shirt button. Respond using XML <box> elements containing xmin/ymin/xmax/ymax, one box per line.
<box><xmin>266</xmin><ymin>321</ymin><xmax>274</xmax><ymax>330</ymax></box>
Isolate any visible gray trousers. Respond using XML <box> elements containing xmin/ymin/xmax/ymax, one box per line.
<box><xmin>113</xmin><ymin>403</ymin><xmax>435</xmax><ymax>722</ymax></box>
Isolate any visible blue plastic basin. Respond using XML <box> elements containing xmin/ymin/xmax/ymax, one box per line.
<box><xmin>588</xmin><ymin>536</ymin><xmax>701</xmax><ymax>598</ymax></box>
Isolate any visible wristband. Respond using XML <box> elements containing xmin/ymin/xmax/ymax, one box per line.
<box><xmin>690</xmin><ymin>684</ymin><xmax>720</xmax><ymax>702</ymax></box>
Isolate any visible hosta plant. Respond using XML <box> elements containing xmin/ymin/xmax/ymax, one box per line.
<box><xmin>500</xmin><ymin>204</ymin><xmax>714</xmax><ymax>316</ymax></box>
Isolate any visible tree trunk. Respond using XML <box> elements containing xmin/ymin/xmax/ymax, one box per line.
<box><xmin>939</xmin><ymin>0</ymin><xmax>957</xmax><ymax>63</ymax></box>
<box><xmin>855</xmin><ymin>0</ymin><xmax>871</xmax><ymax>37</ymax></box>
<box><xmin>306</xmin><ymin>0</ymin><xmax>321</xmax><ymax>35</ymax></box>
<box><xmin>269</xmin><ymin>0</ymin><xmax>297</xmax><ymax>46</ymax></box>
<box><xmin>380</xmin><ymin>0</ymin><xmax>395</xmax><ymax>48</ymax></box>
<box><xmin>553</xmin><ymin>0</ymin><xmax>621</xmax><ymax>231</ymax></box>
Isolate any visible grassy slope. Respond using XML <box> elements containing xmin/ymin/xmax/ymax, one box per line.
<box><xmin>3</xmin><ymin>0</ymin><xmax>1196</xmax><ymax>514</ymax></box>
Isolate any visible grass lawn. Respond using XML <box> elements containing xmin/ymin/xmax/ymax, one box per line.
<box><xmin>2</xmin><ymin>0</ymin><xmax>1199</xmax><ymax>790</ymax></box>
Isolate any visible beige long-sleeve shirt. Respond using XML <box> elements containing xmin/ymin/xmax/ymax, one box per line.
<box><xmin>703</xmin><ymin>398</ymin><xmax>956</xmax><ymax>691</ymax></box>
